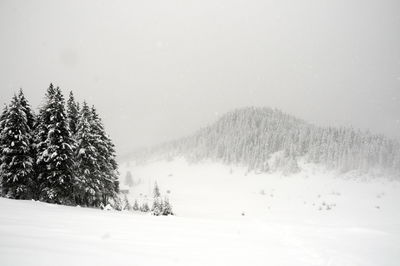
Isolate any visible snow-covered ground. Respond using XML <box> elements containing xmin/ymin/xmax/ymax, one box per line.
<box><xmin>121</xmin><ymin>158</ymin><xmax>400</xmax><ymax>223</ymax></box>
<box><xmin>1</xmin><ymin>157</ymin><xmax>400</xmax><ymax>265</ymax></box>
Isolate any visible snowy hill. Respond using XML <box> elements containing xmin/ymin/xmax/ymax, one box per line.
<box><xmin>134</xmin><ymin>107</ymin><xmax>400</xmax><ymax>177</ymax></box>
<box><xmin>2</xmin><ymin>157</ymin><xmax>399</xmax><ymax>266</ymax></box>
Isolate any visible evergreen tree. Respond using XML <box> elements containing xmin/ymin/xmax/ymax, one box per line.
<box><xmin>132</xmin><ymin>199</ymin><xmax>139</xmax><ymax>211</ymax></box>
<box><xmin>34</xmin><ymin>84</ymin><xmax>55</xmax><ymax>199</ymax></box>
<box><xmin>74</xmin><ymin>103</ymin><xmax>119</xmax><ymax>207</ymax></box>
<box><xmin>140</xmin><ymin>202</ymin><xmax>150</xmax><ymax>212</ymax></box>
<box><xmin>0</xmin><ymin>105</ymin><xmax>8</xmax><ymax>130</ymax></box>
<box><xmin>35</xmin><ymin>84</ymin><xmax>76</xmax><ymax>204</ymax></box>
<box><xmin>17</xmin><ymin>89</ymin><xmax>37</xmax><ymax>195</ymax></box>
<box><xmin>151</xmin><ymin>182</ymin><xmax>163</xmax><ymax>216</ymax></box>
<box><xmin>0</xmin><ymin>105</ymin><xmax>8</xmax><ymax>183</ymax></box>
<box><xmin>123</xmin><ymin>194</ymin><xmax>131</xmax><ymax>211</ymax></box>
<box><xmin>17</xmin><ymin>89</ymin><xmax>36</xmax><ymax>131</ymax></box>
<box><xmin>162</xmin><ymin>197</ymin><xmax>173</xmax><ymax>216</ymax></box>
<box><xmin>0</xmin><ymin>95</ymin><xmax>34</xmax><ymax>199</ymax></box>
<box><xmin>75</xmin><ymin>102</ymin><xmax>101</xmax><ymax>207</ymax></box>
<box><xmin>151</xmin><ymin>198</ymin><xmax>162</xmax><ymax>216</ymax></box>
<box><xmin>153</xmin><ymin>182</ymin><xmax>160</xmax><ymax>198</ymax></box>
<box><xmin>66</xmin><ymin>91</ymin><xmax>79</xmax><ymax>136</ymax></box>
<box><xmin>90</xmin><ymin>106</ymin><xmax>119</xmax><ymax>205</ymax></box>
<box><xmin>112</xmin><ymin>196</ymin><xmax>123</xmax><ymax>211</ymax></box>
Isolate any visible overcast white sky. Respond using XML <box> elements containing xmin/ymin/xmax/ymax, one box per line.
<box><xmin>0</xmin><ymin>0</ymin><xmax>399</xmax><ymax>157</ymax></box>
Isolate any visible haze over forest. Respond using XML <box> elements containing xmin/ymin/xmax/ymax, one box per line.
<box><xmin>1</xmin><ymin>0</ymin><xmax>399</xmax><ymax>157</ymax></box>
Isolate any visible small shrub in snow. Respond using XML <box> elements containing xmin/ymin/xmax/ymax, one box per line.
<box><xmin>111</xmin><ymin>197</ymin><xmax>123</xmax><ymax>211</ymax></box>
<box><xmin>132</xmin><ymin>200</ymin><xmax>139</xmax><ymax>211</ymax></box>
<box><xmin>123</xmin><ymin>195</ymin><xmax>132</xmax><ymax>211</ymax></box>
<box><xmin>140</xmin><ymin>202</ymin><xmax>150</xmax><ymax>212</ymax></box>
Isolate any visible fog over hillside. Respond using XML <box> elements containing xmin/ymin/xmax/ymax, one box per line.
<box><xmin>133</xmin><ymin>107</ymin><xmax>400</xmax><ymax>177</ymax></box>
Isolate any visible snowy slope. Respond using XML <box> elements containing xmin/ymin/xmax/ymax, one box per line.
<box><xmin>120</xmin><ymin>157</ymin><xmax>400</xmax><ymax>224</ymax></box>
<box><xmin>1</xmin><ymin>196</ymin><xmax>399</xmax><ymax>266</ymax></box>
<box><xmin>1</xmin><ymin>157</ymin><xmax>400</xmax><ymax>266</ymax></box>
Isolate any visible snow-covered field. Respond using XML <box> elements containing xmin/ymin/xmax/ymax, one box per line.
<box><xmin>121</xmin><ymin>158</ymin><xmax>400</xmax><ymax>223</ymax></box>
<box><xmin>1</xmin><ymin>158</ymin><xmax>400</xmax><ymax>266</ymax></box>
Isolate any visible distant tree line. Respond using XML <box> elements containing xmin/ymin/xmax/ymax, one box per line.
<box><xmin>0</xmin><ymin>84</ymin><xmax>119</xmax><ymax>207</ymax></box>
<box><xmin>142</xmin><ymin>107</ymin><xmax>400</xmax><ymax>176</ymax></box>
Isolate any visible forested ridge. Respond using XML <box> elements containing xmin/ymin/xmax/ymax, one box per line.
<box><xmin>139</xmin><ymin>107</ymin><xmax>400</xmax><ymax>176</ymax></box>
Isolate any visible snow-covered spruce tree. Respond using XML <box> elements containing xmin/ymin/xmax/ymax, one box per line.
<box><xmin>35</xmin><ymin>84</ymin><xmax>76</xmax><ymax>204</ymax></box>
<box><xmin>34</xmin><ymin>84</ymin><xmax>55</xmax><ymax>199</ymax></box>
<box><xmin>151</xmin><ymin>197</ymin><xmax>174</xmax><ymax>216</ymax></box>
<box><xmin>0</xmin><ymin>105</ymin><xmax>8</xmax><ymax>130</ymax></box>
<box><xmin>140</xmin><ymin>202</ymin><xmax>150</xmax><ymax>212</ymax></box>
<box><xmin>153</xmin><ymin>181</ymin><xmax>160</xmax><ymax>198</ymax></box>
<box><xmin>132</xmin><ymin>199</ymin><xmax>139</xmax><ymax>211</ymax></box>
<box><xmin>74</xmin><ymin>103</ymin><xmax>119</xmax><ymax>208</ymax></box>
<box><xmin>17</xmin><ymin>89</ymin><xmax>36</xmax><ymax>131</ymax></box>
<box><xmin>0</xmin><ymin>105</ymin><xmax>8</xmax><ymax>185</ymax></box>
<box><xmin>17</xmin><ymin>89</ymin><xmax>37</xmax><ymax>195</ymax></box>
<box><xmin>151</xmin><ymin>197</ymin><xmax>162</xmax><ymax>216</ymax></box>
<box><xmin>74</xmin><ymin>102</ymin><xmax>102</xmax><ymax>207</ymax></box>
<box><xmin>123</xmin><ymin>194</ymin><xmax>132</xmax><ymax>211</ymax></box>
<box><xmin>66</xmin><ymin>91</ymin><xmax>79</xmax><ymax>137</ymax></box>
<box><xmin>150</xmin><ymin>182</ymin><xmax>173</xmax><ymax>216</ymax></box>
<box><xmin>90</xmin><ymin>106</ymin><xmax>119</xmax><ymax>206</ymax></box>
<box><xmin>113</xmin><ymin>196</ymin><xmax>123</xmax><ymax>211</ymax></box>
<box><xmin>0</xmin><ymin>95</ymin><xmax>34</xmax><ymax>199</ymax></box>
<box><xmin>162</xmin><ymin>197</ymin><xmax>173</xmax><ymax>216</ymax></box>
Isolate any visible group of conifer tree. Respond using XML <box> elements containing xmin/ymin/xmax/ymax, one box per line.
<box><xmin>0</xmin><ymin>84</ymin><xmax>119</xmax><ymax>207</ymax></box>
